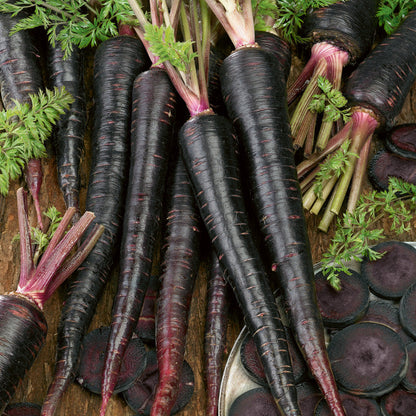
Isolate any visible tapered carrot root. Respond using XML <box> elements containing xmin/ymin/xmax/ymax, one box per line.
<box><xmin>100</xmin><ymin>67</ymin><xmax>178</xmax><ymax>415</ymax></box>
<box><xmin>220</xmin><ymin>46</ymin><xmax>345</xmax><ymax>416</ymax></box>
<box><xmin>179</xmin><ymin>112</ymin><xmax>300</xmax><ymax>416</ymax></box>
<box><xmin>41</xmin><ymin>35</ymin><xmax>149</xmax><ymax>416</ymax></box>
<box><xmin>151</xmin><ymin>155</ymin><xmax>202</xmax><ymax>416</ymax></box>
<box><xmin>204</xmin><ymin>251</ymin><xmax>228</xmax><ymax>416</ymax></box>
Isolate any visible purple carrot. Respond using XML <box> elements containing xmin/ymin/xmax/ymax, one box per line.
<box><xmin>0</xmin><ymin>11</ymin><xmax>45</xmax><ymax>229</ymax></box>
<box><xmin>205</xmin><ymin>1</ymin><xmax>345</xmax><ymax>414</ymax></box>
<box><xmin>47</xmin><ymin>26</ymin><xmax>87</xmax><ymax>222</ymax></box>
<box><xmin>150</xmin><ymin>154</ymin><xmax>202</xmax><ymax>416</ymax></box>
<box><xmin>204</xmin><ymin>251</ymin><xmax>228</xmax><ymax>416</ymax></box>
<box><xmin>99</xmin><ymin>66</ymin><xmax>178</xmax><ymax>415</ymax></box>
<box><xmin>40</xmin><ymin>34</ymin><xmax>149</xmax><ymax>416</ymax></box>
<box><xmin>0</xmin><ymin>187</ymin><xmax>103</xmax><ymax>414</ymax></box>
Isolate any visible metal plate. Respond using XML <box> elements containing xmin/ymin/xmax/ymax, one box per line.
<box><xmin>218</xmin><ymin>241</ymin><xmax>416</xmax><ymax>415</ymax></box>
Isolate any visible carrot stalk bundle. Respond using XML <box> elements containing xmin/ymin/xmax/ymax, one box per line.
<box><xmin>204</xmin><ymin>251</ymin><xmax>228</xmax><ymax>416</ymax></box>
<box><xmin>100</xmin><ymin>66</ymin><xmax>178</xmax><ymax>415</ymax></box>
<box><xmin>0</xmin><ymin>188</ymin><xmax>103</xmax><ymax>414</ymax></box>
<box><xmin>41</xmin><ymin>34</ymin><xmax>149</xmax><ymax>416</ymax></box>
<box><xmin>47</xmin><ymin>28</ymin><xmax>87</xmax><ymax>222</ymax></box>
<box><xmin>0</xmin><ymin>11</ymin><xmax>45</xmax><ymax>228</ymax></box>
<box><xmin>310</xmin><ymin>7</ymin><xmax>416</xmax><ymax>232</ymax></box>
<box><xmin>288</xmin><ymin>0</ymin><xmax>379</xmax><ymax>153</ymax></box>
<box><xmin>151</xmin><ymin>155</ymin><xmax>202</xmax><ymax>416</ymax></box>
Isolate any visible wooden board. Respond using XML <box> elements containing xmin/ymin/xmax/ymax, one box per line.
<box><xmin>1</xmin><ymin>47</ymin><xmax>416</xmax><ymax>416</ymax></box>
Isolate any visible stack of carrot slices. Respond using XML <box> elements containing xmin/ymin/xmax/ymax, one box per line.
<box><xmin>230</xmin><ymin>240</ymin><xmax>416</xmax><ymax>416</ymax></box>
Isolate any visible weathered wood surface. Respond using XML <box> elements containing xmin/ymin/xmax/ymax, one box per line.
<box><xmin>0</xmin><ymin>48</ymin><xmax>416</xmax><ymax>416</ymax></box>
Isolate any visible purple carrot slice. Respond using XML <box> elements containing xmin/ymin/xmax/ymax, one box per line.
<box><xmin>380</xmin><ymin>388</ymin><xmax>416</xmax><ymax>416</ymax></box>
<box><xmin>122</xmin><ymin>349</ymin><xmax>194</xmax><ymax>416</ymax></box>
<box><xmin>295</xmin><ymin>381</ymin><xmax>323</xmax><ymax>416</ymax></box>
<box><xmin>368</xmin><ymin>150</ymin><xmax>416</xmax><ymax>191</ymax></box>
<box><xmin>327</xmin><ymin>322</ymin><xmax>408</xmax><ymax>397</ymax></box>
<box><xmin>76</xmin><ymin>326</ymin><xmax>147</xmax><ymax>395</ymax></box>
<box><xmin>4</xmin><ymin>402</ymin><xmax>41</xmax><ymax>416</ymax></box>
<box><xmin>228</xmin><ymin>387</ymin><xmax>283</xmax><ymax>416</ymax></box>
<box><xmin>361</xmin><ymin>241</ymin><xmax>416</xmax><ymax>300</ymax></box>
<box><xmin>402</xmin><ymin>342</ymin><xmax>416</xmax><ymax>393</ymax></box>
<box><xmin>384</xmin><ymin>124</ymin><xmax>416</xmax><ymax>160</ymax></box>
<box><xmin>240</xmin><ymin>328</ymin><xmax>307</xmax><ymax>386</ymax></box>
<box><xmin>399</xmin><ymin>282</ymin><xmax>416</xmax><ymax>339</ymax></box>
<box><xmin>314</xmin><ymin>269</ymin><xmax>369</xmax><ymax>328</ymax></box>
<box><xmin>314</xmin><ymin>392</ymin><xmax>381</xmax><ymax>416</ymax></box>
<box><xmin>358</xmin><ymin>299</ymin><xmax>414</xmax><ymax>346</ymax></box>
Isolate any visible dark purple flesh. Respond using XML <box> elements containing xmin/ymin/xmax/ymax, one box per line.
<box><xmin>240</xmin><ymin>328</ymin><xmax>307</xmax><ymax>386</ymax></box>
<box><xmin>314</xmin><ymin>392</ymin><xmax>381</xmax><ymax>415</ymax></box>
<box><xmin>75</xmin><ymin>326</ymin><xmax>147</xmax><ymax>395</ymax></box>
<box><xmin>3</xmin><ymin>402</ymin><xmax>41</xmax><ymax>416</ymax></box>
<box><xmin>315</xmin><ymin>269</ymin><xmax>369</xmax><ymax>328</ymax></box>
<box><xmin>368</xmin><ymin>150</ymin><xmax>416</xmax><ymax>191</ymax></box>
<box><xmin>228</xmin><ymin>387</ymin><xmax>283</xmax><ymax>416</ymax></box>
<box><xmin>402</xmin><ymin>342</ymin><xmax>416</xmax><ymax>392</ymax></box>
<box><xmin>327</xmin><ymin>322</ymin><xmax>408</xmax><ymax>397</ymax></box>
<box><xmin>361</xmin><ymin>241</ymin><xmax>416</xmax><ymax>300</ymax></box>
<box><xmin>122</xmin><ymin>349</ymin><xmax>195</xmax><ymax>415</ymax></box>
<box><xmin>358</xmin><ymin>300</ymin><xmax>414</xmax><ymax>346</ymax></box>
<box><xmin>400</xmin><ymin>282</ymin><xmax>416</xmax><ymax>339</ymax></box>
<box><xmin>295</xmin><ymin>381</ymin><xmax>323</xmax><ymax>415</ymax></box>
<box><xmin>380</xmin><ymin>388</ymin><xmax>416</xmax><ymax>416</ymax></box>
<box><xmin>384</xmin><ymin>124</ymin><xmax>416</xmax><ymax>160</ymax></box>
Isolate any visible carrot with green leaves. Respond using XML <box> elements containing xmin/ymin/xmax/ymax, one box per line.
<box><xmin>206</xmin><ymin>1</ymin><xmax>345</xmax><ymax>414</ymax></box>
<box><xmin>0</xmin><ymin>187</ymin><xmax>103</xmax><ymax>414</ymax></box>
<box><xmin>136</xmin><ymin>1</ymin><xmax>301</xmax><ymax>414</ymax></box>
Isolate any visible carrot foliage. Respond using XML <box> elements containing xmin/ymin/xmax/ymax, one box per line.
<box><xmin>0</xmin><ymin>87</ymin><xmax>73</xmax><ymax>195</ymax></box>
<box><xmin>321</xmin><ymin>177</ymin><xmax>416</xmax><ymax>289</ymax></box>
<box><xmin>377</xmin><ymin>0</ymin><xmax>416</xmax><ymax>34</ymax></box>
<box><xmin>0</xmin><ymin>0</ymin><xmax>137</xmax><ymax>57</ymax></box>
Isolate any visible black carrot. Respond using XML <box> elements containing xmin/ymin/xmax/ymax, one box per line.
<box><xmin>150</xmin><ymin>154</ymin><xmax>202</xmax><ymax>416</ymax></box>
<box><xmin>41</xmin><ymin>34</ymin><xmax>149</xmax><ymax>416</ymax></box>
<box><xmin>207</xmin><ymin>1</ymin><xmax>345</xmax><ymax>414</ymax></box>
<box><xmin>289</xmin><ymin>0</ymin><xmax>379</xmax><ymax>153</ymax></box>
<box><xmin>204</xmin><ymin>251</ymin><xmax>228</xmax><ymax>416</ymax></box>
<box><xmin>0</xmin><ymin>11</ymin><xmax>45</xmax><ymax>229</ymax></box>
<box><xmin>0</xmin><ymin>187</ymin><xmax>103</xmax><ymax>413</ymax></box>
<box><xmin>47</xmin><ymin>26</ymin><xmax>87</xmax><ymax>222</ymax></box>
<box><xmin>99</xmin><ymin>65</ymin><xmax>178</xmax><ymax>415</ymax></box>
<box><xmin>140</xmin><ymin>0</ymin><xmax>301</xmax><ymax>413</ymax></box>
<box><xmin>179</xmin><ymin>113</ymin><xmax>299</xmax><ymax>415</ymax></box>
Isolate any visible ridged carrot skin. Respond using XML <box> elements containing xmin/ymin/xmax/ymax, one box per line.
<box><xmin>255</xmin><ymin>31</ymin><xmax>292</xmax><ymax>81</ymax></box>
<box><xmin>204</xmin><ymin>251</ymin><xmax>228</xmax><ymax>416</ymax></box>
<box><xmin>220</xmin><ymin>47</ymin><xmax>345</xmax><ymax>416</ymax></box>
<box><xmin>345</xmin><ymin>8</ymin><xmax>416</xmax><ymax>128</ymax></box>
<box><xmin>41</xmin><ymin>35</ymin><xmax>149</xmax><ymax>416</ymax></box>
<box><xmin>151</xmin><ymin>155</ymin><xmax>202</xmax><ymax>416</ymax></box>
<box><xmin>179</xmin><ymin>113</ymin><xmax>300</xmax><ymax>416</ymax></box>
<box><xmin>0</xmin><ymin>294</ymin><xmax>47</xmax><ymax>414</ymax></box>
<box><xmin>303</xmin><ymin>0</ymin><xmax>379</xmax><ymax>65</ymax></box>
<box><xmin>47</xmin><ymin>33</ymin><xmax>87</xmax><ymax>219</ymax></box>
<box><xmin>100</xmin><ymin>67</ymin><xmax>178</xmax><ymax>414</ymax></box>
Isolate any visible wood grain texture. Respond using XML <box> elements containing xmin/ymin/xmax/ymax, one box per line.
<box><xmin>0</xmin><ymin>48</ymin><xmax>415</xmax><ymax>416</ymax></box>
